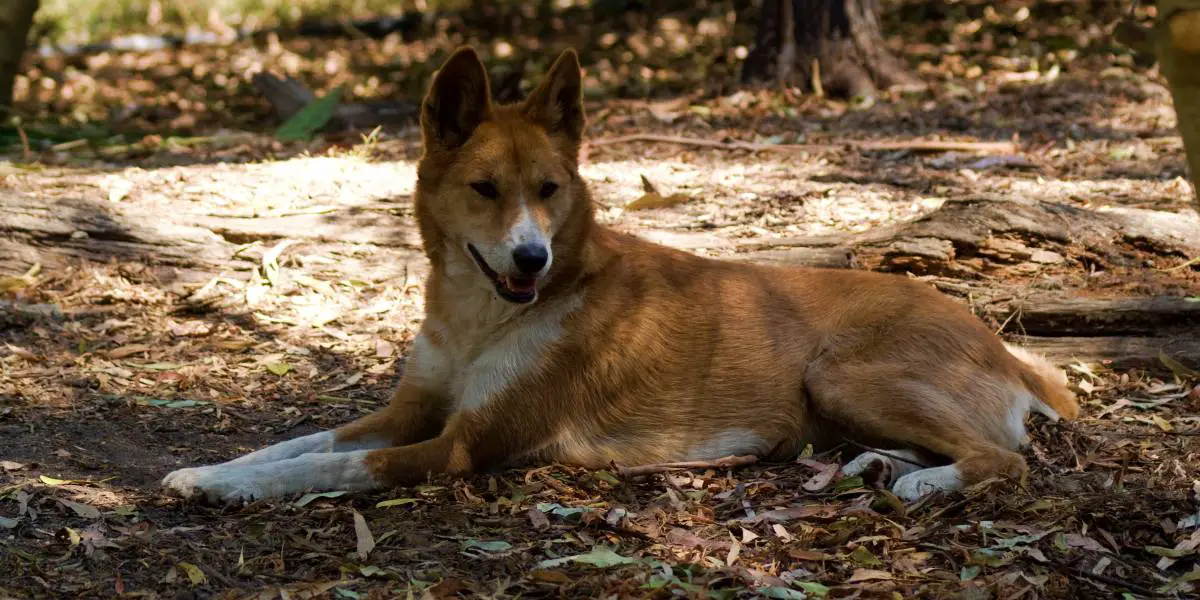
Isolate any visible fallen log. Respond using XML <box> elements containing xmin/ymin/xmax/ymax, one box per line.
<box><xmin>736</xmin><ymin>196</ymin><xmax>1200</xmax><ymax>275</ymax></box>
<box><xmin>987</xmin><ymin>296</ymin><xmax>1200</xmax><ymax>336</ymax></box>
<box><xmin>1015</xmin><ymin>335</ymin><xmax>1200</xmax><ymax>370</ymax></box>
<box><xmin>0</xmin><ymin>193</ymin><xmax>240</xmax><ymax>281</ymax></box>
<box><xmin>588</xmin><ymin>133</ymin><xmax>1019</xmax><ymax>155</ymax></box>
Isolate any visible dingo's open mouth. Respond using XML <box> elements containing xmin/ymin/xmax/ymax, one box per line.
<box><xmin>467</xmin><ymin>243</ymin><xmax>538</xmax><ymax>303</ymax></box>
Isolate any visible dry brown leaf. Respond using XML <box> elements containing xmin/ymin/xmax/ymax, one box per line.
<box><xmin>625</xmin><ymin>191</ymin><xmax>691</xmax><ymax>211</ymax></box>
<box><xmin>726</xmin><ymin>539</ymin><xmax>741</xmax><ymax>566</ymax></box>
<box><xmin>639</xmin><ymin>174</ymin><xmax>660</xmax><ymax>194</ymax></box>
<box><xmin>1063</xmin><ymin>533</ymin><xmax>1109</xmax><ymax>553</ymax></box>
<box><xmin>106</xmin><ymin>344</ymin><xmax>153</xmax><ymax>359</ymax></box>
<box><xmin>802</xmin><ymin>462</ymin><xmax>840</xmax><ymax>492</ymax></box>
<box><xmin>743</xmin><ymin>504</ymin><xmax>838</xmax><ymax>524</ymax></box>
<box><xmin>5</xmin><ymin>344</ymin><xmax>40</xmax><ymax>362</ymax></box>
<box><xmin>352</xmin><ymin>509</ymin><xmax>375</xmax><ymax>560</ymax></box>
<box><xmin>666</xmin><ymin>527</ymin><xmax>732</xmax><ymax>551</ymax></box>
<box><xmin>59</xmin><ymin>499</ymin><xmax>101</xmax><ymax>519</ymax></box>
<box><xmin>529</xmin><ymin>569</ymin><xmax>570</xmax><ymax>584</ymax></box>
<box><xmin>527</xmin><ymin>507</ymin><xmax>551</xmax><ymax>530</ymax></box>
<box><xmin>847</xmin><ymin>568</ymin><xmax>893</xmax><ymax>583</ymax></box>
<box><xmin>788</xmin><ymin>549</ymin><xmax>834</xmax><ymax>561</ymax></box>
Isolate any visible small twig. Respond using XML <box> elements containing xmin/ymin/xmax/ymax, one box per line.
<box><xmin>1099</xmin><ymin>430</ymin><xmax>1200</xmax><ymax>437</ymax></box>
<box><xmin>15</xmin><ymin>123</ymin><xmax>31</xmax><ymax>161</ymax></box>
<box><xmin>539</xmin><ymin>472</ymin><xmax>574</xmax><ymax>495</ymax></box>
<box><xmin>841</xmin><ymin>439</ymin><xmax>928</xmax><ymax>467</ymax></box>
<box><xmin>810</xmin><ymin>58</ymin><xmax>824</xmax><ymax>98</ymax></box>
<box><xmin>917</xmin><ymin>497</ymin><xmax>971</xmax><ymax>523</ymax></box>
<box><xmin>1046</xmin><ymin>558</ymin><xmax>1164</xmax><ymax>597</ymax></box>
<box><xmin>614</xmin><ymin>455</ymin><xmax>758</xmax><ymax>477</ymax></box>
<box><xmin>1159</xmin><ymin>255</ymin><xmax>1200</xmax><ymax>272</ymax></box>
<box><xmin>587</xmin><ymin>133</ymin><xmax>1018</xmax><ymax>155</ymax></box>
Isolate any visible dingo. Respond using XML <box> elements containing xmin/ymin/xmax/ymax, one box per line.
<box><xmin>163</xmin><ymin>47</ymin><xmax>1078</xmax><ymax>504</ymax></box>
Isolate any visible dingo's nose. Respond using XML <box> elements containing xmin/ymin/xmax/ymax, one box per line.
<box><xmin>512</xmin><ymin>243</ymin><xmax>549</xmax><ymax>275</ymax></box>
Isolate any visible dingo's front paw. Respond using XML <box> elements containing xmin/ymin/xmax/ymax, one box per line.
<box><xmin>161</xmin><ymin>465</ymin><xmax>266</xmax><ymax>505</ymax></box>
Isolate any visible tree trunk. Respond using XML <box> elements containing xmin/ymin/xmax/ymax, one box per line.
<box><xmin>0</xmin><ymin>0</ymin><xmax>38</xmax><ymax>113</ymax></box>
<box><xmin>1156</xmin><ymin>0</ymin><xmax>1200</xmax><ymax>206</ymax></box>
<box><xmin>743</xmin><ymin>0</ymin><xmax>920</xmax><ymax>99</ymax></box>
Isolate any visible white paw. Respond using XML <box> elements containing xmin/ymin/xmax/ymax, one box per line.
<box><xmin>161</xmin><ymin>465</ymin><xmax>266</xmax><ymax>504</ymax></box>
<box><xmin>842</xmin><ymin>452</ymin><xmax>897</xmax><ymax>489</ymax></box>
<box><xmin>891</xmin><ymin>465</ymin><xmax>964</xmax><ymax>502</ymax></box>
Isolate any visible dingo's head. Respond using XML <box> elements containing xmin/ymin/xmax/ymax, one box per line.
<box><xmin>414</xmin><ymin>47</ymin><xmax>590</xmax><ymax>305</ymax></box>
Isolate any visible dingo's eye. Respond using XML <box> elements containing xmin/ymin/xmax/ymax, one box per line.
<box><xmin>539</xmin><ymin>181</ymin><xmax>558</xmax><ymax>199</ymax></box>
<box><xmin>470</xmin><ymin>181</ymin><xmax>499</xmax><ymax>199</ymax></box>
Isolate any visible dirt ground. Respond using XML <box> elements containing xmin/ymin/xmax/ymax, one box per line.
<box><xmin>3</xmin><ymin>1</ymin><xmax>1200</xmax><ymax>598</ymax></box>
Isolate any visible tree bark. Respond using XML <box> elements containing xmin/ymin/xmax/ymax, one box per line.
<box><xmin>1114</xmin><ymin>0</ymin><xmax>1200</xmax><ymax>207</ymax></box>
<box><xmin>0</xmin><ymin>0</ymin><xmax>38</xmax><ymax>113</ymax></box>
<box><xmin>1156</xmin><ymin>0</ymin><xmax>1200</xmax><ymax>206</ymax></box>
<box><xmin>742</xmin><ymin>0</ymin><xmax>920</xmax><ymax>98</ymax></box>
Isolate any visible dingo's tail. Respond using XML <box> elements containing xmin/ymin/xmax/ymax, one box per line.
<box><xmin>1005</xmin><ymin>342</ymin><xmax>1080</xmax><ymax>421</ymax></box>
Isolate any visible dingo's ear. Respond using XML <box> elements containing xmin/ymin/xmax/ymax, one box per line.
<box><xmin>523</xmin><ymin>49</ymin><xmax>585</xmax><ymax>154</ymax></box>
<box><xmin>421</xmin><ymin>47</ymin><xmax>492</xmax><ymax>150</ymax></box>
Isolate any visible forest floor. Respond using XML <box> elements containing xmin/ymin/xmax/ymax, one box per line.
<box><xmin>3</xmin><ymin>1</ymin><xmax>1200</xmax><ymax>598</ymax></box>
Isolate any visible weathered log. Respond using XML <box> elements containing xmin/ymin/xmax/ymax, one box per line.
<box><xmin>726</xmin><ymin>246</ymin><xmax>854</xmax><ymax>269</ymax></box>
<box><xmin>0</xmin><ymin>193</ymin><xmax>239</xmax><ymax>278</ymax></box>
<box><xmin>987</xmin><ymin>297</ymin><xmax>1200</xmax><ymax>336</ymax></box>
<box><xmin>1015</xmin><ymin>335</ymin><xmax>1200</xmax><ymax>371</ymax></box>
<box><xmin>190</xmin><ymin>211</ymin><xmax>423</xmax><ymax>248</ymax></box>
<box><xmin>737</xmin><ymin>196</ymin><xmax>1200</xmax><ymax>275</ymax></box>
<box><xmin>0</xmin><ymin>191</ymin><xmax>428</xmax><ymax>287</ymax></box>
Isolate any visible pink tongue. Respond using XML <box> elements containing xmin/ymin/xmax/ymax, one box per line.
<box><xmin>505</xmin><ymin>277</ymin><xmax>537</xmax><ymax>293</ymax></box>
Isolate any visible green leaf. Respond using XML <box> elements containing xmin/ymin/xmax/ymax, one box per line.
<box><xmin>1159</xmin><ymin>350</ymin><xmax>1200</xmax><ymax>379</ymax></box>
<box><xmin>177</xmin><ymin>562</ymin><xmax>207</xmax><ymax>586</ymax></box>
<box><xmin>759</xmin><ymin>587</ymin><xmax>808</xmax><ymax>599</ymax></box>
<box><xmin>537</xmin><ymin>502</ymin><xmax>589</xmax><ymax>520</ymax></box>
<box><xmin>358</xmin><ymin>565</ymin><xmax>386</xmax><ymax>578</ymax></box>
<box><xmin>276</xmin><ymin>86</ymin><xmax>344</xmax><ymax>142</ymax></box>
<box><xmin>989</xmin><ymin>529</ymin><xmax>1055</xmax><ymax>549</ymax></box>
<box><xmin>960</xmin><ymin>565</ymin><xmax>982</xmax><ymax>581</ymax></box>
<box><xmin>0</xmin><ymin>515</ymin><xmax>18</xmax><ymax>529</ymax></box>
<box><xmin>847</xmin><ymin>545</ymin><xmax>881</xmax><ymax>567</ymax></box>
<box><xmin>833</xmin><ymin>476</ymin><xmax>864</xmax><ymax>493</ymax></box>
<box><xmin>537</xmin><ymin>546</ymin><xmax>637</xmax><ymax>569</ymax></box>
<box><xmin>1159</xmin><ymin>569</ymin><xmax>1200</xmax><ymax>593</ymax></box>
<box><xmin>1146</xmin><ymin>545</ymin><xmax>1195</xmax><ymax>558</ymax></box>
<box><xmin>1108</xmin><ymin>146</ymin><xmax>1135</xmax><ymax>160</ymax></box>
<box><xmin>796</xmin><ymin>581</ymin><xmax>830</xmax><ymax>597</ymax></box>
<box><xmin>593</xmin><ymin>470</ymin><xmax>620</xmax><ymax>485</ymax></box>
<box><xmin>39</xmin><ymin>475</ymin><xmax>69</xmax><ymax>486</ymax></box>
<box><xmin>970</xmin><ymin>548</ymin><xmax>1012</xmax><ymax>567</ymax></box>
<box><xmin>375</xmin><ymin>497</ymin><xmax>419</xmax><ymax>509</ymax></box>
<box><xmin>147</xmin><ymin>399</ymin><xmax>206</xmax><ymax>409</ymax></box>
<box><xmin>294</xmin><ymin>490</ymin><xmax>348</xmax><ymax>507</ymax></box>
<box><xmin>265</xmin><ymin>362</ymin><xmax>293</xmax><ymax>376</ymax></box>
<box><xmin>464</xmin><ymin>539</ymin><xmax>512</xmax><ymax>552</ymax></box>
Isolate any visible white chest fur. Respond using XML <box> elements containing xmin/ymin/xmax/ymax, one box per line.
<box><xmin>411</xmin><ymin>292</ymin><xmax>583</xmax><ymax>413</ymax></box>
